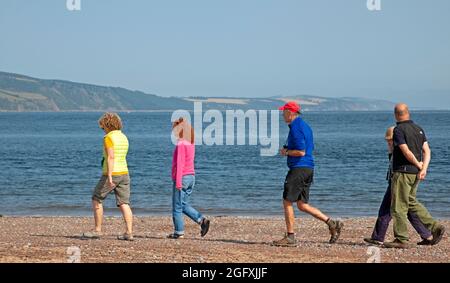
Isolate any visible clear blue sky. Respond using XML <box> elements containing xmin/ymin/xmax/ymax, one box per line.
<box><xmin>1</xmin><ymin>0</ymin><xmax>449</xmax><ymax>108</ymax></box>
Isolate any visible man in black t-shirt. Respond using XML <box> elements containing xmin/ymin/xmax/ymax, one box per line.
<box><xmin>383</xmin><ymin>103</ymin><xmax>445</xmax><ymax>249</ymax></box>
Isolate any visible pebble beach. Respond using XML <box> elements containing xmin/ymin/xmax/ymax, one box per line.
<box><xmin>0</xmin><ymin>216</ymin><xmax>448</xmax><ymax>263</ymax></box>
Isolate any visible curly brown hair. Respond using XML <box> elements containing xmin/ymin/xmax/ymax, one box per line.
<box><xmin>98</xmin><ymin>112</ymin><xmax>123</xmax><ymax>132</ymax></box>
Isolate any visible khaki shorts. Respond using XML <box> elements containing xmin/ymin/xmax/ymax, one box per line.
<box><xmin>92</xmin><ymin>174</ymin><xmax>131</xmax><ymax>206</ymax></box>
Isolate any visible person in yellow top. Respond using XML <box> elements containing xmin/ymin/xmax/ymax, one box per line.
<box><xmin>82</xmin><ymin>112</ymin><xmax>134</xmax><ymax>241</ymax></box>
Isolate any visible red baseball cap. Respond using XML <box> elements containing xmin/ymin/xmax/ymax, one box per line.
<box><xmin>278</xmin><ymin>101</ymin><xmax>301</xmax><ymax>113</ymax></box>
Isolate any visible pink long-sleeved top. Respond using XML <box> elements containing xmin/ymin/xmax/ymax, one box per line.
<box><xmin>172</xmin><ymin>139</ymin><xmax>195</xmax><ymax>189</ymax></box>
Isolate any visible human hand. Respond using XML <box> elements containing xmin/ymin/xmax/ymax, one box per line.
<box><xmin>108</xmin><ymin>177</ymin><xmax>116</xmax><ymax>188</ymax></box>
<box><xmin>417</xmin><ymin>161</ymin><xmax>424</xmax><ymax>171</ymax></box>
<box><xmin>418</xmin><ymin>169</ymin><xmax>427</xmax><ymax>180</ymax></box>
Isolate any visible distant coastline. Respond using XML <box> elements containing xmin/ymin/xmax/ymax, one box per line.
<box><xmin>0</xmin><ymin>71</ymin><xmax>396</xmax><ymax>112</ymax></box>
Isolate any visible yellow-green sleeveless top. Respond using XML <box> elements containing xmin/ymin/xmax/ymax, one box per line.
<box><xmin>102</xmin><ymin>130</ymin><xmax>129</xmax><ymax>175</ymax></box>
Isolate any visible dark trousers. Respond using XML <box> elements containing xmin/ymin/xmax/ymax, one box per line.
<box><xmin>371</xmin><ymin>182</ymin><xmax>432</xmax><ymax>242</ymax></box>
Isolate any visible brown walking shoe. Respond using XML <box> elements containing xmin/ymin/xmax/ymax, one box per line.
<box><xmin>272</xmin><ymin>234</ymin><xmax>297</xmax><ymax>247</ymax></box>
<box><xmin>82</xmin><ymin>231</ymin><xmax>103</xmax><ymax>239</ymax></box>
<box><xmin>327</xmin><ymin>219</ymin><xmax>344</xmax><ymax>244</ymax></box>
<box><xmin>117</xmin><ymin>232</ymin><xmax>134</xmax><ymax>241</ymax></box>
<box><xmin>383</xmin><ymin>239</ymin><xmax>411</xmax><ymax>249</ymax></box>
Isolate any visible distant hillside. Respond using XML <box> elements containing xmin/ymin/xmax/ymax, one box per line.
<box><xmin>0</xmin><ymin>71</ymin><xmax>191</xmax><ymax>111</ymax></box>
<box><xmin>186</xmin><ymin>96</ymin><xmax>394</xmax><ymax>111</ymax></box>
<box><xmin>0</xmin><ymin>71</ymin><xmax>394</xmax><ymax>111</ymax></box>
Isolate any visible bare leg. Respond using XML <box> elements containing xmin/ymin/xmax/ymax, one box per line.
<box><xmin>119</xmin><ymin>204</ymin><xmax>133</xmax><ymax>235</ymax></box>
<box><xmin>283</xmin><ymin>200</ymin><xmax>295</xmax><ymax>234</ymax></box>
<box><xmin>297</xmin><ymin>201</ymin><xmax>329</xmax><ymax>222</ymax></box>
<box><xmin>92</xmin><ymin>200</ymin><xmax>103</xmax><ymax>232</ymax></box>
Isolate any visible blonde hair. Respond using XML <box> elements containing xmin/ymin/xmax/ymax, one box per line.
<box><xmin>172</xmin><ymin>117</ymin><xmax>195</xmax><ymax>144</ymax></box>
<box><xmin>98</xmin><ymin>112</ymin><xmax>123</xmax><ymax>132</ymax></box>
<box><xmin>385</xmin><ymin>126</ymin><xmax>395</xmax><ymax>140</ymax></box>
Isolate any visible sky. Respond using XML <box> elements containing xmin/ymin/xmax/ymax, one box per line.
<box><xmin>0</xmin><ymin>0</ymin><xmax>449</xmax><ymax>108</ymax></box>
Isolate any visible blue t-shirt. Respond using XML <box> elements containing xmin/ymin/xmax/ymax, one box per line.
<box><xmin>285</xmin><ymin>117</ymin><xmax>315</xmax><ymax>169</ymax></box>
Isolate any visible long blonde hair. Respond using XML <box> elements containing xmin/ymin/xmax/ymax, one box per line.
<box><xmin>172</xmin><ymin>117</ymin><xmax>195</xmax><ymax>144</ymax></box>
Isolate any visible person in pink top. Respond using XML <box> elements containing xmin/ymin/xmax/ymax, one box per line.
<box><xmin>168</xmin><ymin>117</ymin><xmax>210</xmax><ymax>239</ymax></box>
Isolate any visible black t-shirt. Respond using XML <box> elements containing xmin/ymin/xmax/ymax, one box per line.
<box><xmin>392</xmin><ymin>120</ymin><xmax>427</xmax><ymax>174</ymax></box>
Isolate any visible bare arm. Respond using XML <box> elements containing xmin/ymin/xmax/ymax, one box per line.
<box><xmin>280</xmin><ymin>148</ymin><xmax>305</xmax><ymax>157</ymax></box>
<box><xmin>287</xmin><ymin>149</ymin><xmax>305</xmax><ymax>157</ymax></box>
<box><xmin>398</xmin><ymin>144</ymin><xmax>422</xmax><ymax>169</ymax></box>
<box><xmin>106</xmin><ymin>147</ymin><xmax>115</xmax><ymax>186</ymax></box>
<box><xmin>422</xmin><ymin>142</ymin><xmax>431</xmax><ymax>170</ymax></box>
<box><xmin>418</xmin><ymin>142</ymin><xmax>431</xmax><ymax>180</ymax></box>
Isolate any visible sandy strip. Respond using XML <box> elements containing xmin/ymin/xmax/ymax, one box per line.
<box><xmin>0</xmin><ymin>216</ymin><xmax>448</xmax><ymax>263</ymax></box>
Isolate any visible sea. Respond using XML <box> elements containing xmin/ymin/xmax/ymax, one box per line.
<box><xmin>1</xmin><ymin>111</ymin><xmax>449</xmax><ymax>218</ymax></box>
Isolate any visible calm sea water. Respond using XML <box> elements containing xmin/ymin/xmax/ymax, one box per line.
<box><xmin>1</xmin><ymin>111</ymin><xmax>449</xmax><ymax>218</ymax></box>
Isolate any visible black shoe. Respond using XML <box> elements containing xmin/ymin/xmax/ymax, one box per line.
<box><xmin>431</xmin><ymin>225</ymin><xmax>445</xmax><ymax>246</ymax></box>
<box><xmin>167</xmin><ymin>233</ymin><xmax>185</xmax><ymax>239</ymax></box>
<box><xmin>417</xmin><ymin>238</ymin><xmax>433</xmax><ymax>246</ymax></box>
<box><xmin>201</xmin><ymin>218</ymin><xmax>210</xmax><ymax>237</ymax></box>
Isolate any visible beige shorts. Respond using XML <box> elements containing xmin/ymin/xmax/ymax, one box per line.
<box><xmin>92</xmin><ymin>174</ymin><xmax>131</xmax><ymax>206</ymax></box>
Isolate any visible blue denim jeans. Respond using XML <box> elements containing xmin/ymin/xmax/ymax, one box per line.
<box><xmin>172</xmin><ymin>175</ymin><xmax>203</xmax><ymax>235</ymax></box>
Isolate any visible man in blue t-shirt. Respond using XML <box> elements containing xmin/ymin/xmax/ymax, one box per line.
<box><xmin>272</xmin><ymin>101</ymin><xmax>344</xmax><ymax>247</ymax></box>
